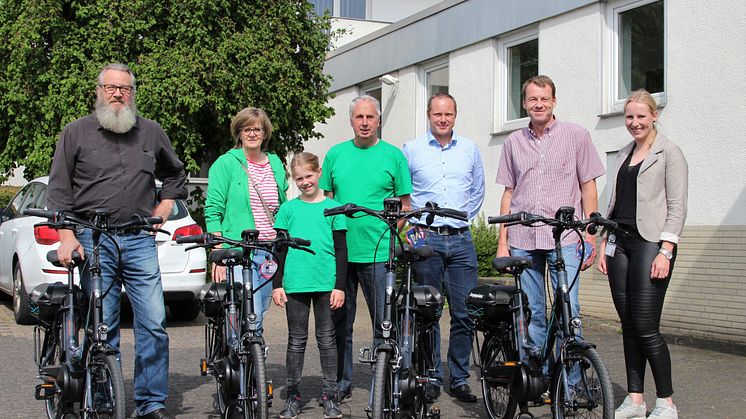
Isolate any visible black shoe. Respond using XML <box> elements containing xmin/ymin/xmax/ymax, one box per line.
<box><xmin>449</xmin><ymin>384</ymin><xmax>477</xmax><ymax>403</ymax></box>
<box><xmin>137</xmin><ymin>408</ymin><xmax>175</xmax><ymax>419</ymax></box>
<box><xmin>425</xmin><ymin>383</ymin><xmax>441</xmax><ymax>402</ymax></box>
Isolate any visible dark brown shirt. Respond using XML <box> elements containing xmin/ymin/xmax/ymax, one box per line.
<box><xmin>47</xmin><ymin>113</ymin><xmax>187</xmax><ymax>223</ymax></box>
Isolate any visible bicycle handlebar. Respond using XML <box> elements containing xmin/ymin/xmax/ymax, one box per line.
<box><xmin>175</xmin><ymin>230</ymin><xmax>315</xmax><ymax>255</ymax></box>
<box><xmin>487</xmin><ymin>209</ymin><xmax>619</xmax><ymax>234</ymax></box>
<box><xmin>24</xmin><ymin>208</ymin><xmax>166</xmax><ymax>234</ymax></box>
<box><xmin>323</xmin><ymin>201</ymin><xmax>468</xmax><ymax>224</ymax></box>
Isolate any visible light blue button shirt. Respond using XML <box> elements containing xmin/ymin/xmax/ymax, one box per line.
<box><xmin>402</xmin><ymin>130</ymin><xmax>485</xmax><ymax>228</ymax></box>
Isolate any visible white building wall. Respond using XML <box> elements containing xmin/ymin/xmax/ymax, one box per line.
<box><xmin>305</xmin><ymin>0</ymin><xmax>746</xmax><ymax>342</ymax></box>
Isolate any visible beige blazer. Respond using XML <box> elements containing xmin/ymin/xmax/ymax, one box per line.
<box><xmin>606</xmin><ymin>134</ymin><xmax>688</xmax><ymax>243</ymax></box>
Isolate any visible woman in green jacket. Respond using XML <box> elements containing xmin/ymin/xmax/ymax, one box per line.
<box><xmin>204</xmin><ymin>107</ymin><xmax>288</xmax><ymax>334</ymax></box>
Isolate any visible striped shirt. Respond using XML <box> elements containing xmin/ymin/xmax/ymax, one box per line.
<box><xmin>247</xmin><ymin>159</ymin><xmax>279</xmax><ymax>240</ymax></box>
<box><xmin>495</xmin><ymin>119</ymin><xmax>605</xmax><ymax>250</ymax></box>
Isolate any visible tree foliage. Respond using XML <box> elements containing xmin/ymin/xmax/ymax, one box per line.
<box><xmin>0</xmin><ymin>0</ymin><xmax>335</xmax><ymax>180</ymax></box>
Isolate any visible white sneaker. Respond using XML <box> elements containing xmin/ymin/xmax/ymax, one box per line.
<box><xmin>647</xmin><ymin>398</ymin><xmax>678</xmax><ymax>419</ymax></box>
<box><xmin>614</xmin><ymin>395</ymin><xmax>646</xmax><ymax>419</ymax></box>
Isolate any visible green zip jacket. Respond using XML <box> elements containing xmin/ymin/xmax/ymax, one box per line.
<box><xmin>204</xmin><ymin>148</ymin><xmax>288</xmax><ymax>240</ymax></box>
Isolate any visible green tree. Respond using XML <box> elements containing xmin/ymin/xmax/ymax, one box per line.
<box><xmin>0</xmin><ymin>0</ymin><xmax>335</xmax><ymax>180</ymax></box>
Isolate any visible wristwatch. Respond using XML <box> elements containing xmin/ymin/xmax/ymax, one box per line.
<box><xmin>658</xmin><ymin>248</ymin><xmax>673</xmax><ymax>260</ymax></box>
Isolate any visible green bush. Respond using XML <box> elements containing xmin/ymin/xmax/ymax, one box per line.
<box><xmin>0</xmin><ymin>186</ymin><xmax>21</xmax><ymax>210</ymax></box>
<box><xmin>470</xmin><ymin>215</ymin><xmax>499</xmax><ymax>278</ymax></box>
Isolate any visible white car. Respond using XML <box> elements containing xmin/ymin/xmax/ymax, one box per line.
<box><xmin>0</xmin><ymin>177</ymin><xmax>207</xmax><ymax>324</ymax></box>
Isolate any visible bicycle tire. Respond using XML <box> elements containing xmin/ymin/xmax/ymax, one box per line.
<box><xmin>88</xmin><ymin>353</ymin><xmax>126</xmax><ymax>418</ymax></box>
<box><xmin>371</xmin><ymin>350</ymin><xmax>393</xmax><ymax>419</ymax></box>
<box><xmin>479</xmin><ymin>333</ymin><xmax>517</xmax><ymax>419</ymax></box>
<box><xmin>550</xmin><ymin>346</ymin><xmax>613</xmax><ymax>419</ymax></box>
<box><xmin>41</xmin><ymin>328</ymin><xmax>66</xmax><ymax>419</ymax></box>
<box><xmin>243</xmin><ymin>342</ymin><xmax>268</xmax><ymax>419</ymax></box>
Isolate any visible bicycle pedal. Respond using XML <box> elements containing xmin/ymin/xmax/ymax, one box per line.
<box><xmin>199</xmin><ymin>358</ymin><xmax>212</xmax><ymax>376</ymax></box>
<box><xmin>35</xmin><ymin>383</ymin><xmax>56</xmax><ymax>400</ymax></box>
<box><xmin>429</xmin><ymin>405</ymin><xmax>441</xmax><ymax>419</ymax></box>
<box><xmin>267</xmin><ymin>381</ymin><xmax>273</xmax><ymax>407</ymax></box>
<box><xmin>358</xmin><ymin>347</ymin><xmax>375</xmax><ymax>364</ymax></box>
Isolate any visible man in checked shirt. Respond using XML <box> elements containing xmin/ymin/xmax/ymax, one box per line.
<box><xmin>495</xmin><ymin>75</ymin><xmax>605</xmax><ymax>376</ymax></box>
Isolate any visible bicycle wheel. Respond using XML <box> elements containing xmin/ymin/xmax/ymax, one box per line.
<box><xmin>371</xmin><ymin>350</ymin><xmax>393</xmax><ymax>419</ymax></box>
<box><xmin>88</xmin><ymin>353</ymin><xmax>126</xmax><ymax>418</ymax></box>
<box><xmin>241</xmin><ymin>342</ymin><xmax>268</xmax><ymax>419</ymax></box>
<box><xmin>40</xmin><ymin>328</ymin><xmax>66</xmax><ymax>419</ymax></box>
<box><xmin>550</xmin><ymin>346</ymin><xmax>613</xmax><ymax>419</ymax></box>
<box><xmin>479</xmin><ymin>333</ymin><xmax>517</xmax><ymax>419</ymax></box>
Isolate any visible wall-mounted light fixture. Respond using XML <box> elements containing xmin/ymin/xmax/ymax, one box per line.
<box><xmin>379</xmin><ymin>74</ymin><xmax>399</xmax><ymax>85</ymax></box>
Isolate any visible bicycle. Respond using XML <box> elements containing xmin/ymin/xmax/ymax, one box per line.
<box><xmin>468</xmin><ymin>207</ymin><xmax>617</xmax><ymax>419</ymax></box>
<box><xmin>176</xmin><ymin>229</ymin><xmax>313</xmax><ymax>419</ymax></box>
<box><xmin>324</xmin><ymin>198</ymin><xmax>467</xmax><ymax>419</ymax></box>
<box><xmin>25</xmin><ymin>208</ymin><xmax>165</xmax><ymax>419</ymax></box>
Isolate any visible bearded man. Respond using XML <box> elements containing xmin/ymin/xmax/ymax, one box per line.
<box><xmin>47</xmin><ymin>63</ymin><xmax>187</xmax><ymax>419</ymax></box>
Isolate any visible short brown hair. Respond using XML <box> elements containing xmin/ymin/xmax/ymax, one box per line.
<box><xmin>290</xmin><ymin>152</ymin><xmax>321</xmax><ymax>173</ymax></box>
<box><xmin>230</xmin><ymin>107</ymin><xmax>274</xmax><ymax>149</ymax></box>
<box><xmin>522</xmin><ymin>75</ymin><xmax>556</xmax><ymax>100</ymax></box>
<box><xmin>427</xmin><ymin>93</ymin><xmax>458</xmax><ymax>114</ymax></box>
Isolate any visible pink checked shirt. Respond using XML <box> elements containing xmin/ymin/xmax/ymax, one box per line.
<box><xmin>495</xmin><ymin>119</ymin><xmax>605</xmax><ymax>250</ymax></box>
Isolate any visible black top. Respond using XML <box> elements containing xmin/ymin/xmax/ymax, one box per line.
<box><xmin>47</xmin><ymin>114</ymin><xmax>187</xmax><ymax>224</ymax></box>
<box><xmin>610</xmin><ymin>149</ymin><xmax>642</xmax><ymax>228</ymax></box>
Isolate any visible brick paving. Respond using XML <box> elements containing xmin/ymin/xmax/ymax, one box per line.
<box><xmin>1</xmin><ymin>292</ymin><xmax>744</xmax><ymax>418</ymax></box>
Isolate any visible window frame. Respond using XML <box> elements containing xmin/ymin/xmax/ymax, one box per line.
<box><xmin>493</xmin><ymin>26</ymin><xmax>539</xmax><ymax>134</ymax></box>
<box><xmin>417</xmin><ymin>57</ymin><xmax>450</xmax><ymax>137</ymax></box>
<box><xmin>603</xmin><ymin>0</ymin><xmax>667</xmax><ymax>115</ymax></box>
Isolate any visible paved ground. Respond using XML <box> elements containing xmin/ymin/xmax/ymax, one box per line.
<box><xmin>1</xmin><ymin>291</ymin><xmax>744</xmax><ymax>418</ymax></box>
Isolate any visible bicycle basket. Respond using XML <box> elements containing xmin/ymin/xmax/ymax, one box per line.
<box><xmin>411</xmin><ymin>285</ymin><xmax>443</xmax><ymax>324</ymax></box>
<box><xmin>466</xmin><ymin>284</ymin><xmax>524</xmax><ymax>323</ymax></box>
<box><xmin>29</xmin><ymin>282</ymin><xmax>86</xmax><ymax>322</ymax></box>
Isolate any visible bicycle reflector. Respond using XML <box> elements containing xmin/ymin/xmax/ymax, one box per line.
<box><xmin>34</xmin><ymin>225</ymin><xmax>60</xmax><ymax>245</ymax></box>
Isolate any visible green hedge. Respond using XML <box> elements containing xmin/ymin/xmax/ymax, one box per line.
<box><xmin>0</xmin><ymin>186</ymin><xmax>21</xmax><ymax>210</ymax></box>
<box><xmin>471</xmin><ymin>215</ymin><xmax>499</xmax><ymax>278</ymax></box>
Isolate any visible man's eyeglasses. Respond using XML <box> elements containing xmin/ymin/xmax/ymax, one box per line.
<box><xmin>99</xmin><ymin>84</ymin><xmax>134</xmax><ymax>95</ymax></box>
<box><xmin>241</xmin><ymin>127</ymin><xmax>264</xmax><ymax>136</ymax></box>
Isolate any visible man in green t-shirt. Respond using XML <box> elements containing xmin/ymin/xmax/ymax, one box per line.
<box><xmin>319</xmin><ymin>95</ymin><xmax>413</xmax><ymax>400</ymax></box>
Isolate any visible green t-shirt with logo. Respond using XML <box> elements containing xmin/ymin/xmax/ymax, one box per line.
<box><xmin>273</xmin><ymin>197</ymin><xmax>347</xmax><ymax>293</ymax></box>
<box><xmin>319</xmin><ymin>139</ymin><xmax>413</xmax><ymax>263</ymax></box>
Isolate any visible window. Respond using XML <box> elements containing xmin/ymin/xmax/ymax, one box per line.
<box><xmin>494</xmin><ymin>27</ymin><xmax>538</xmax><ymax>133</ymax></box>
<box><xmin>605</xmin><ymin>0</ymin><xmax>665</xmax><ymax>113</ymax></box>
<box><xmin>418</xmin><ymin>58</ymin><xmax>449</xmax><ymax>135</ymax></box>
<box><xmin>308</xmin><ymin>0</ymin><xmax>367</xmax><ymax>19</ymax></box>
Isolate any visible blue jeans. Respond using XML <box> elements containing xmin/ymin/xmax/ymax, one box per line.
<box><xmin>231</xmin><ymin>249</ymin><xmax>273</xmax><ymax>336</ymax></box>
<box><xmin>510</xmin><ymin>245</ymin><xmax>582</xmax><ymax>362</ymax></box>
<box><xmin>77</xmin><ymin>229</ymin><xmax>168</xmax><ymax>417</ymax></box>
<box><xmin>333</xmin><ymin>262</ymin><xmax>387</xmax><ymax>395</ymax></box>
<box><xmin>412</xmin><ymin>230</ymin><xmax>477</xmax><ymax>388</ymax></box>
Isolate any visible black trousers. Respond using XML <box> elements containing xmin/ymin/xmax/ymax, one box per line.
<box><xmin>607</xmin><ymin>229</ymin><xmax>676</xmax><ymax>398</ymax></box>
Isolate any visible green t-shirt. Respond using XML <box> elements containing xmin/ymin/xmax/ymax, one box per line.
<box><xmin>273</xmin><ymin>197</ymin><xmax>347</xmax><ymax>293</ymax></box>
<box><xmin>319</xmin><ymin>139</ymin><xmax>413</xmax><ymax>263</ymax></box>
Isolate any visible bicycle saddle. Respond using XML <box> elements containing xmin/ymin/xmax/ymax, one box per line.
<box><xmin>46</xmin><ymin>250</ymin><xmax>84</xmax><ymax>268</ymax></box>
<box><xmin>209</xmin><ymin>249</ymin><xmax>244</xmax><ymax>266</ymax></box>
<box><xmin>491</xmin><ymin>256</ymin><xmax>532</xmax><ymax>273</ymax></box>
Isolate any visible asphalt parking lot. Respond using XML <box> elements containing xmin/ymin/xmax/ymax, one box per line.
<box><xmin>1</xmin><ymin>292</ymin><xmax>744</xmax><ymax>418</ymax></box>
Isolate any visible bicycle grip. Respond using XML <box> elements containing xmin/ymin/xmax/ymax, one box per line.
<box><xmin>487</xmin><ymin>212</ymin><xmax>526</xmax><ymax>224</ymax></box>
<box><xmin>24</xmin><ymin>208</ymin><xmax>58</xmax><ymax>219</ymax></box>
<box><xmin>324</xmin><ymin>203</ymin><xmax>355</xmax><ymax>217</ymax></box>
<box><xmin>293</xmin><ymin>238</ymin><xmax>312</xmax><ymax>247</ymax></box>
<box><xmin>175</xmin><ymin>233</ymin><xmax>210</xmax><ymax>244</ymax></box>
<box><xmin>440</xmin><ymin>208</ymin><xmax>468</xmax><ymax>221</ymax></box>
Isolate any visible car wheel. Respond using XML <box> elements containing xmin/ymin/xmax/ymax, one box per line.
<box><xmin>169</xmin><ymin>300</ymin><xmax>201</xmax><ymax>322</ymax></box>
<box><xmin>13</xmin><ymin>263</ymin><xmax>35</xmax><ymax>325</ymax></box>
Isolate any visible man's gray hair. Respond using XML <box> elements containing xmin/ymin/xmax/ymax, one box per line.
<box><xmin>349</xmin><ymin>95</ymin><xmax>381</xmax><ymax>118</ymax></box>
<box><xmin>97</xmin><ymin>63</ymin><xmax>137</xmax><ymax>93</ymax></box>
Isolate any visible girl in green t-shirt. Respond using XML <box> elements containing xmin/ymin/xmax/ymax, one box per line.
<box><xmin>272</xmin><ymin>152</ymin><xmax>348</xmax><ymax>419</ymax></box>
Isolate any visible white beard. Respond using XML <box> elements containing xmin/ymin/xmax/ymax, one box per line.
<box><xmin>95</xmin><ymin>99</ymin><xmax>138</xmax><ymax>134</ymax></box>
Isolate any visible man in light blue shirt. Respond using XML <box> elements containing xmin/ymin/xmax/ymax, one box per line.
<box><xmin>402</xmin><ymin>93</ymin><xmax>485</xmax><ymax>403</ymax></box>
